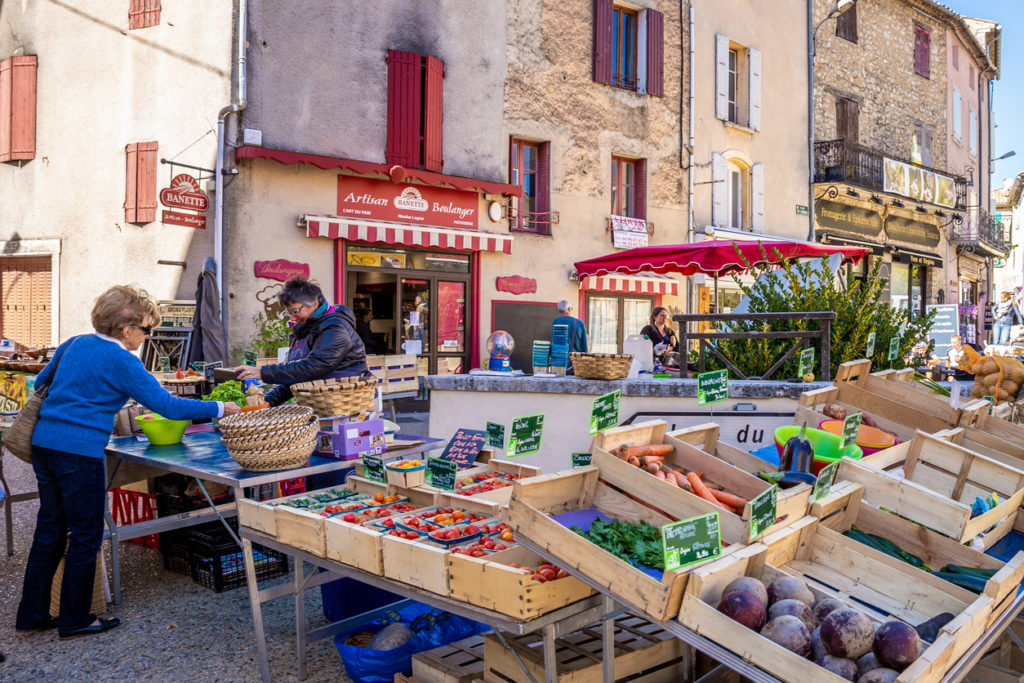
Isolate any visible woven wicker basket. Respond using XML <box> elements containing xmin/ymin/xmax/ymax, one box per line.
<box><xmin>570</xmin><ymin>352</ymin><xmax>634</xmax><ymax>380</ymax></box>
<box><xmin>219</xmin><ymin>405</ymin><xmax>315</xmax><ymax>438</ymax></box>
<box><xmin>219</xmin><ymin>405</ymin><xmax>319</xmax><ymax>472</ymax></box>
<box><xmin>220</xmin><ymin>416</ymin><xmax>318</xmax><ymax>452</ymax></box>
<box><xmin>227</xmin><ymin>438</ymin><xmax>317</xmax><ymax>472</ymax></box>
<box><xmin>291</xmin><ymin>376</ymin><xmax>377</xmax><ymax>418</ymax></box>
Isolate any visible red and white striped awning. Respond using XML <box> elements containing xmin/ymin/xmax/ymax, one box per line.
<box><xmin>303</xmin><ymin>214</ymin><xmax>513</xmax><ymax>254</ymax></box>
<box><xmin>580</xmin><ymin>272</ymin><xmax>679</xmax><ymax>296</ymax></box>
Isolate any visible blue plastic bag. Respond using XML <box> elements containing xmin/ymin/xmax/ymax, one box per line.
<box><xmin>333</xmin><ymin>601</ymin><xmax>488</xmax><ymax>683</ymax></box>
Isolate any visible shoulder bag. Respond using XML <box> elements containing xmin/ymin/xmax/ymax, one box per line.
<box><xmin>4</xmin><ymin>338</ymin><xmax>77</xmax><ymax>464</ymax></box>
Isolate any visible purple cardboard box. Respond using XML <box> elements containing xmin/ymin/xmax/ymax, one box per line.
<box><xmin>315</xmin><ymin>417</ymin><xmax>386</xmax><ymax>461</ymax></box>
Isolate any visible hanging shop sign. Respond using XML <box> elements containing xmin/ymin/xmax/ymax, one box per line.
<box><xmin>882</xmin><ymin>157</ymin><xmax>957</xmax><ymax>208</ymax></box>
<box><xmin>894</xmin><ymin>248</ymin><xmax>942</xmax><ymax>268</ymax></box>
<box><xmin>160</xmin><ymin>174</ymin><xmax>209</xmax><ymax>229</ymax></box>
<box><xmin>610</xmin><ymin>215</ymin><xmax>651</xmax><ymax>249</ymax></box>
<box><xmin>254</xmin><ymin>259</ymin><xmax>310</xmax><ymax>282</ymax></box>
<box><xmin>814</xmin><ymin>201</ymin><xmax>882</xmax><ymax>238</ymax></box>
<box><xmin>885</xmin><ymin>217</ymin><xmax>941</xmax><ymax>248</ymax></box>
<box><xmin>337</xmin><ymin>176</ymin><xmax>479</xmax><ymax>229</ymax></box>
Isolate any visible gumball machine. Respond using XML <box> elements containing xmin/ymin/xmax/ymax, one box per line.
<box><xmin>486</xmin><ymin>330</ymin><xmax>515</xmax><ymax>372</ymax></box>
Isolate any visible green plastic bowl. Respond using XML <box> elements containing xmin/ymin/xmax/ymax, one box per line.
<box><xmin>135</xmin><ymin>413</ymin><xmax>188</xmax><ymax>445</ymax></box>
<box><xmin>774</xmin><ymin>425</ymin><xmax>863</xmax><ymax>475</ymax></box>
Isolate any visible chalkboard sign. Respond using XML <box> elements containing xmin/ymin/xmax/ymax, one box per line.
<box><xmin>190</xmin><ymin>361</ymin><xmax>206</xmax><ymax>374</ymax></box>
<box><xmin>697</xmin><ymin>370</ymin><xmax>728</xmax><ymax>406</ymax></box>
<box><xmin>363</xmin><ymin>455</ymin><xmax>385</xmax><ymax>483</ymax></box>
<box><xmin>748</xmin><ymin>485</ymin><xmax>778</xmax><ymax>542</ymax></box>
<box><xmin>866</xmin><ymin>331</ymin><xmax>876</xmax><ymax>358</ymax></box>
<box><xmin>491</xmin><ymin>302</ymin><xmax>560</xmax><ymax>371</ymax></box>
<box><xmin>888</xmin><ymin>337</ymin><xmax>900</xmax><ymax>361</ymax></box>
<box><xmin>663</xmin><ymin>512</ymin><xmax>722</xmax><ymax>571</ymax></box>
<box><xmin>798</xmin><ymin>348</ymin><xmax>815</xmax><ymax>377</ymax></box>
<box><xmin>589</xmin><ymin>390</ymin><xmax>620</xmax><ymax>435</ymax></box>
<box><xmin>840</xmin><ymin>413</ymin><xmax>862</xmax><ymax>450</ymax></box>
<box><xmin>810</xmin><ymin>460</ymin><xmax>839</xmax><ymax>504</ymax></box>
<box><xmin>486</xmin><ymin>421</ymin><xmax>505</xmax><ymax>448</ymax></box>
<box><xmin>508</xmin><ymin>414</ymin><xmax>544</xmax><ymax>456</ymax></box>
<box><xmin>571</xmin><ymin>452</ymin><xmax>592</xmax><ymax>468</ymax></box>
<box><xmin>426</xmin><ymin>457</ymin><xmax>457</xmax><ymax>490</ymax></box>
<box><xmin>440</xmin><ymin>428</ymin><xmax>487</xmax><ymax>468</ymax></box>
<box><xmin>158</xmin><ymin>356</ymin><xmax>171</xmax><ymax>372</ymax></box>
<box><xmin>926</xmin><ymin>304</ymin><xmax>960</xmax><ymax>359</ymax></box>
<box><xmin>243</xmin><ymin>349</ymin><xmax>257</xmax><ymax>366</ymax></box>
<box><xmin>203</xmin><ymin>360</ymin><xmax>223</xmax><ymax>382</ymax></box>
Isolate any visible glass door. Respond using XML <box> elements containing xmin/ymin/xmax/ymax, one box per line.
<box><xmin>400</xmin><ymin>278</ymin><xmax>430</xmax><ymax>374</ymax></box>
<box><xmin>435</xmin><ymin>280</ymin><xmax>467</xmax><ymax>374</ymax></box>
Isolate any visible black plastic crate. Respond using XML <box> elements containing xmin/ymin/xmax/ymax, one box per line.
<box><xmin>188</xmin><ymin>525</ymin><xmax>287</xmax><ymax>592</ymax></box>
<box><xmin>155</xmin><ymin>489</ymin><xmax>233</xmax><ymax>519</ymax></box>
<box><xmin>159</xmin><ymin>519</ymin><xmax>238</xmax><ymax>576</ymax></box>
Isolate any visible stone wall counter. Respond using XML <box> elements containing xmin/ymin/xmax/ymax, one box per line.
<box><xmin>422</xmin><ymin>375</ymin><xmax>830</xmax><ymax>398</ymax></box>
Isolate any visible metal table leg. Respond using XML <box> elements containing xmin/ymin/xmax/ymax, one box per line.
<box><xmin>296</xmin><ymin>560</ymin><xmax>309</xmax><ymax>681</ymax></box>
<box><xmin>105</xmin><ymin>506</ymin><xmax>121</xmax><ymax>604</ymax></box>
<box><xmin>244</xmin><ymin>536</ymin><xmax>273</xmax><ymax>683</ymax></box>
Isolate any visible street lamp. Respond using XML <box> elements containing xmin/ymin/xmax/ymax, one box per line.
<box><xmin>808</xmin><ymin>0</ymin><xmax>856</xmax><ymax>242</ymax></box>
<box><xmin>993</xmin><ymin>150</ymin><xmax>1016</xmax><ymax>162</ymax></box>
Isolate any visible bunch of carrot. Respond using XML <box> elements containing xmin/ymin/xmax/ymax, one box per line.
<box><xmin>614</xmin><ymin>443</ymin><xmax>749</xmax><ymax>514</ymax></box>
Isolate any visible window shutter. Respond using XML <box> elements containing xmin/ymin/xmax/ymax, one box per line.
<box><xmin>751</xmin><ymin>163</ymin><xmax>765</xmax><ymax>232</ymax></box>
<box><xmin>952</xmin><ymin>89</ymin><xmax>961</xmax><ymax>141</ymax></box>
<box><xmin>423</xmin><ymin>55</ymin><xmax>444</xmax><ymax>172</ymax></box>
<box><xmin>592</xmin><ymin>0</ymin><xmax>613</xmax><ymax>85</ymax></box>
<box><xmin>635</xmin><ymin>159</ymin><xmax>647</xmax><ymax>220</ymax></box>
<box><xmin>922</xmin><ymin>127</ymin><xmax>934</xmax><ymax>166</ymax></box>
<box><xmin>836</xmin><ymin>4</ymin><xmax>857</xmax><ymax>43</ymax></box>
<box><xmin>386</xmin><ymin>49</ymin><xmax>422</xmax><ymax>167</ymax></box>
<box><xmin>914</xmin><ymin>25</ymin><xmax>930</xmax><ymax>78</ymax></box>
<box><xmin>645</xmin><ymin>10</ymin><xmax>664</xmax><ymax>97</ymax></box>
<box><xmin>129</xmin><ymin>0</ymin><xmax>161</xmax><ymax>30</ymax></box>
<box><xmin>715</xmin><ymin>35</ymin><xmax>729</xmax><ymax>121</ymax></box>
<box><xmin>747</xmin><ymin>48</ymin><xmax>762</xmax><ymax>130</ymax></box>
<box><xmin>969</xmin><ymin>110</ymin><xmax>977</xmax><ymax>156</ymax></box>
<box><xmin>125</xmin><ymin>143</ymin><xmax>139</xmax><ymax>223</ymax></box>
<box><xmin>136</xmin><ymin>142</ymin><xmax>158</xmax><ymax>222</ymax></box>
<box><xmin>536</xmin><ymin>142</ymin><xmax>550</xmax><ymax>219</ymax></box>
<box><xmin>848</xmin><ymin>100</ymin><xmax>859</xmax><ymax>143</ymax></box>
<box><xmin>711</xmin><ymin>153</ymin><xmax>727</xmax><ymax>227</ymax></box>
<box><xmin>0</xmin><ymin>56</ymin><xmax>37</xmax><ymax>162</ymax></box>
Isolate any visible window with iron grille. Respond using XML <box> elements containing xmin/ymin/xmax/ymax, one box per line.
<box><xmin>510</xmin><ymin>138</ymin><xmax>550</xmax><ymax>235</ymax></box>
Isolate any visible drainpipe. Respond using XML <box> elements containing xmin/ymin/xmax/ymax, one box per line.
<box><xmin>214</xmin><ymin>0</ymin><xmax>249</xmax><ymax>345</ymax></box>
<box><xmin>685</xmin><ymin>1</ymin><xmax>695</xmax><ymax>313</ymax></box>
<box><xmin>807</xmin><ymin>0</ymin><xmax>815</xmax><ymax>242</ymax></box>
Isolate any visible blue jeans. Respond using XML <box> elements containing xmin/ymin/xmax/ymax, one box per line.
<box><xmin>994</xmin><ymin>322</ymin><xmax>1012</xmax><ymax>345</ymax></box>
<box><xmin>16</xmin><ymin>446</ymin><xmax>106</xmax><ymax>632</ymax></box>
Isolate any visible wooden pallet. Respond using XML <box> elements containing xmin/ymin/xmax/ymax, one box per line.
<box><xmin>411</xmin><ymin>635</ymin><xmax>486</xmax><ymax>683</ymax></box>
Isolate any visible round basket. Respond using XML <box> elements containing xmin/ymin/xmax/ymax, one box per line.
<box><xmin>219</xmin><ymin>405</ymin><xmax>319</xmax><ymax>471</ymax></box>
<box><xmin>291</xmin><ymin>376</ymin><xmax>377</xmax><ymax>418</ymax></box>
<box><xmin>570</xmin><ymin>352</ymin><xmax>634</xmax><ymax>380</ymax></box>
<box><xmin>220</xmin><ymin>415</ymin><xmax>318</xmax><ymax>452</ymax></box>
<box><xmin>227</xmin><ymin>438</ymin><xmax>317</xmax><ymax>472</ymax></box>
<box><xmin>219</xmin><ymin>405</ymin><xmax>315</xmax><ymax>439</ymax></box>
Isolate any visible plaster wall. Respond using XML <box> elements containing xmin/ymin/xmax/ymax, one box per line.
<box><xmin>945</xmin><ymin>28</ymin><xmax>990</xmax><ymax>205</ymax></box>
<box><xmin>0</xmin><ymin>2</ymin><xmax>233</xmax><ymax>340</ymax></box>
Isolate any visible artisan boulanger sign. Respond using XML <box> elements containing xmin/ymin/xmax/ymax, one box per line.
<box><xmin>814</xmin><ymin>201</ymin><xmax>882</xmax><ymax>237</ymax></box>
<box><xmin>885</xmin><ymin>217</ymin><xmax>941</xmax><ymax>248</ymax></box>
<box><xmin>337</xmin><ymin>175</ymin><xmax>478</xmax><ymax>229</ymax></box>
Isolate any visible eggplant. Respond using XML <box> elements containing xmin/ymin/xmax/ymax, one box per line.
<box><xmin>779</xmin><ymin>421</ymin><xmax>814</xmax><ymax>473</ymax></box>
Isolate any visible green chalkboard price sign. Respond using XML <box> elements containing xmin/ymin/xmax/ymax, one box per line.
<box><xmin>810</xmin><ymin>460</ymin><xmax>839</xmax><ymax>504</ymax></box>
<box><xmin>426</xmin><ymin>457</ymin><xmax>457</xmax><ymax>490</ymax></box>
<box><xmin>887</xmin><ymin>337</ymin><xmax>900</xmax><ymax>362</ymax></box>
<box><xmin>243</xmin><ymin>349</ymin><xmax>258</xmax><ymax>366</ymax></box>
<box><xmin>697</xmin><ymin>370</ymin><xmax>729</xmax><ymax>406</ymax></box>
<box><xmin>363</xmin><ymin>455</ymin><xmax>385</xmax><ymax>483</ymax></box>
<box><xmin>663</xmin><ymin>512</ymin><xmax>722</xmax><ymax>571</ymax></box>
<box><xmin>748</xmin><ymin>485</ymin><xmax>778</xmax><ymax>542</ymax></box>
<box><xmin>840</xmin><ymin>413</ymin><xmax>862</xmax><ymax>450</ymax></box>
<box><xmin>797</xmin><ymin>348</ymin><xmax>815</xmax><ymax>377</ymax></box>
<box><xmin>508</xmin><ymin>414</ymin><xmax>544</xmax><ymax>456</ymax></box>
<box><xmin>158</xmin><ymin>356</ymin><xmax>171</xmax><ymax>372</ymax></box>
<box><xmin>589</xmin><ymin>390</ymin><xmax>620</xmax><ymax>435</ymax></box>
<box><xmin>571</xmin><ymin>452</ymin><xmax>592</xmax><ymax>468</ymax></box>
<box><xmin>866</xmin><ymin>331</ymin><xmax>876</xmax><ymax>358</ymax></box>
<box><xmin>486</xmin><ymin>421</ymin><xmax>505</xmax><ymax>449</ymax></box>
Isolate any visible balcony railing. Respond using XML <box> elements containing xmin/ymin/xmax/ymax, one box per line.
<box><xmin>814</xmin><ymin>139</ymin><xmax>967</xmax><ymax>210</ymax></box>
<box><xmin>951</xmin><ymin>208</ymin><xmax>1010</xmax><ymax>253</ymax></box>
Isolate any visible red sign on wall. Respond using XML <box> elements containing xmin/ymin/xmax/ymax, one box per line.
<box><xmin>254</xmin><ymin>259</ymin><xmax>310</xmax><ymax>282</ymax></box>
<box><xmin>160</xmin><ymin>174</ymin><xmax>209</xmax><ymax>212</ymax></box>
<box><xmin>162</xmin><ymin>211</ymin><xmax>206</xmax><ymax>229</ymax></box>
<box><xmin>337</xmin><ymin>176</ymin><xmax>478</xmax><ymax>229</ymax></box>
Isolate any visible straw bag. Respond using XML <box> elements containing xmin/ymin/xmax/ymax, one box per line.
<box><xmin>291</xmin><ymin>376</ymin><xmax>377</xmax><ymax>418</ymax></box>
<box><xmin>49</xmin><ymin>551</ymin><xmax>106</xmax><ymax>618</ymax></box>
<box><xmin>219</xmin><ymin>405</ymin><xmax>318</xmax><ymax>472</ymax></box>
<box><xmin>5</xmin><ymin>338</ymin><xmax>77</xmax><ymax>464</ymax></box>
<box><xmin>570</xmin><ymin>352</ymin><xmax>634</xmax><ymax>380</ymax></box>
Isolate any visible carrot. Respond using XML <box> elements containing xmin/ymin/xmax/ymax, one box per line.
<box><xmin>638</xmin><ymin>455</ymin><xmax>665</xmax><ymax>467</ymax></box>
<box><xmin>687</xmin><ymin>471</ymin><xmax>732</xmax><ymax>511</ymax></box>
<box><xmin>663</xmin><ymin>471</ymin><xmax>679</xmax><ymax>487</ymax></box>
<box><xmin>671</xmin><ymin>471</ymin><xmax>690</xmax><ymax>489</ymax></box>
<box><xmin>645</xmin><ymin>462</ymin><xmax>662</xmax><ymax>474</ymax></box>
<box><xmin>710</xmin><ymin>488</ymin><xmax>749</xmax><ymax>509</ymax></box>
<box><xmin>621</xmin><ymin>444</ymin><xmax>674</xmax><ymax>459</ymax></box>
<box><xmin>627</xmin><ymin>456</ymin><xmax>640</xmax><ymax>467</ymax></box>
<box><xmin>654</xmin><ymin>469</ymin><xmax>667</xmax><ymax>480</ymax></box>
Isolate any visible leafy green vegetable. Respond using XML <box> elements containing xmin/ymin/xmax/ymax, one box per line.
<box><xmin>570</xmin><ymin>517</ymin><xmax>665</xmax><ymax>570</ymax></box>
<box><xmin>204</xmin><ymin>380</ymin><xmax>247</xmax><ymax>407</ymax></box>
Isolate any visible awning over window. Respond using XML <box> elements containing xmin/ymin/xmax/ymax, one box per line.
<box><xmin>580</xmin><ymin>272</ymin><xmax>679</xmax><ymax>296</ymax></box>
<box><xmin>303</xmin><ymin>215</ymin><xmax>513</xmax><ymax>254</ymax></box>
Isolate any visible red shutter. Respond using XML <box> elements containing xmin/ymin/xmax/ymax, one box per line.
<box><xmin>592</xmin><ymin>0</ymin><xmax>613</xmax><ymax>85</ymax></box>
<box><xmin>914</xmin><ymin>25</ymin><xmax>930</xmax><ymax>78</ymax></box>
<box><xmin>536</xmin><ymin>142</ymin><xmax>550</xmax><ymax>220</ymax></box>
<box><xmin>386</xmin><ymin>50</ymin><xmax>422</xmax><ymax>168</ymax></box>
<box><xmin>136</xmin><ymin>141</ymin><xmax>158</xmax><ymax>223</ymax></box>
<box><xmin>635</xmin><ymin>159</ymin><xmax>647</xmax><ymax>220</ymax></box>
<box><xmin>0</xmin><ymin>56</ymin><xmax>37</xmax><ymax>162</ymax></box>
<box><xmin>423</xmin><ymin>55</ymin><xmax>444</xmax><ymax>172</ymax></box>
<box><xmin>129</xmin><ymin>0</ymin><xmax>161</xmax><ymax>30</ymax></box>
<box><xmin>125</xmin><ymin>143</ymin><xmax>139</xmax><ymax>223</ymax></box>
<box><xmin>645</xmin><ymin>10</ymin><xmax>664</xmax><ymax>97</ymax></box>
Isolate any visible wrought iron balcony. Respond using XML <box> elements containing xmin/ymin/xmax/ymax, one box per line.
<box><xmin>814</xmin><ymin>139</ymin><xmax>967</xmax><ymax>210</ymax></box>
<box><xmin>950</xmin><ymin>208</ymin><xmax>1010</xmax><ymax>255</ymax></box>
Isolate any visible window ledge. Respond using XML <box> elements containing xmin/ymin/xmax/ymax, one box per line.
<box><xmin>723</xmin><ymin>121</ymin><xmax>757</xmax><ymax>135</ymax></box>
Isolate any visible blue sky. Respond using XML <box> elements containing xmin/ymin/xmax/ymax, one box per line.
<box><xmin>942</xmin><ymin>0</ymin><xmax>1021</xmax><ymax>187</ymax></box>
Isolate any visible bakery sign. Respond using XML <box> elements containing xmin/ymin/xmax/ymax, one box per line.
<box><xmin>160</xmin><ymin>174</ymin><xmax>209</xmax><ymax>229</ymax></box>
<box><xmin>337</xmin><ymin>176</ymin><xmax>478</xmax><ymax>230</ymax></box>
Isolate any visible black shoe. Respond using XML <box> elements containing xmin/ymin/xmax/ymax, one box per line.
<box><xmin>15</xmin><ymin>617</ymin><xmax>57</xmax><ymax>632</ymax></box>
<box><xmin>58</xmin><ymin>617</ymin><xmax>121</xmax><ymax>640</ymax></box>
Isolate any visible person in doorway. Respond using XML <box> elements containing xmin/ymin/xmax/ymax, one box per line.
<box><xmin>16</xmin><ymin>285</ymin><xmax>239</xmax><ymax>640</ymax></box>
<box><xmin>991</xmin><ymin>291</ymin><xmax>1023</xmax><ymax>346</ymax></box>
<box><xmin>354</xmin><ymin>307</ymin><xmax>385</xmax><ymax>355</ymax></box>
<box><xmin>640</xmin><ymin>307</ymin><xmax>679</xmax><ymax>359</ymax></box>
<box><xmin>552</xmin><ymin>300</ymin><xmax>588</xmax><ymax>354</ymax></box>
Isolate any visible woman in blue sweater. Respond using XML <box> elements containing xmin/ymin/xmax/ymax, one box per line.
<box><xmin>15</xmin><ymin>286</ymin><xmax>241</xmax><ymax>639</ymax></box>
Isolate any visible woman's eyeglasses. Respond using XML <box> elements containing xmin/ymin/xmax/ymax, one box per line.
<box><xmin>286</xmin><ymin>303</ymin><xmax>310</xmax><ymax>317</ymax></box>
<box><xmin>132</xmin><ymin>325</ymin><xmax>153</xmax><ymax>335</ymax></box>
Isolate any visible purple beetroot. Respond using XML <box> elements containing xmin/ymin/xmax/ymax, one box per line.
<box><xmin>717</xmin><ymin>590</ymin><xmax>767</xmax><ymax>630</ymax></box>
<box><xmin>821</xmin><ymin>608</ymin><xmax>875</xmax><ymax>659</ymax></box>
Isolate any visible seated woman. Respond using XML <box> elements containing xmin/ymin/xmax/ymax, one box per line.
<box><xmin>640</xmin><ymin>307</ymin><xmax>678</xmax><ymax>359</ymax></box>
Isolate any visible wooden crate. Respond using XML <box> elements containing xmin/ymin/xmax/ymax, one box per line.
<box><xmin>381</xmin><ymin>533</ymin><xmax>456</xmax><ymax>595</ymax></box>
<box><xmin>812</xmin><ymin>480</ymin><xmax>1024</xmax><ymax>626</ymax></box>
<box><xmin>447</xmin><ymin>544</ymin><xmax>595</xmax><ymax>619</ymax></box>
<box><xmin>387</xmin><ymin>466</ymin><xmax>427</xmax><ymax>488</ymax></box>
<box><xmin>275</xmin><ymin>505</ymin><xmax>332</xmax><ymax>556</ymax></box>
<box><xmin>325</xmin><ymin>514</ymin><xmax>396</xmax><ymax>575</ymax></box>
<box><xmin>937</xmin><ymin>420</ymin><xmax>1024</xmax><ymax>474</ymax></box>
<box><xmin>679</xmin><ymin>516</ymin><xmax>998</xmax><ymax>683</ymax></box>
<box><xmin>506</xmin><ymin>465</ymin><xmax>747</xmax><ymax>622</ymax></box>
<box><xmin>346</xmin><ymin>475</ymin><xmax>440</xmax><ymax>507</ymax></box>
<box><xmin>238</xmin><ymin>487</ymin><xmax>361</xmax><ymax>538</ymax></box>
<box><xmin>838</xmin><ymin>431</ymin><xmax>1024</xmax><ymax>548</ymax></box>
<box><xmin>418</xmin><ymin>459</ymin><xmax>542</xmax><ymax>506</ymax></box>
<box><xmin>411</xmin><ymin>635</ymin><xmax>486</xmax><ymax>683</ymax></box>
<box><xmin>481</xmin><ymin>614</ymin><xmax>685</xmax><ymax>683</ymax></box>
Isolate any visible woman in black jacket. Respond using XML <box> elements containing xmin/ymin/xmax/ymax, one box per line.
<box><xmin>235</xmin><ymin>277</ymin><xmax>367</xmax><ymax>403</ymax></box>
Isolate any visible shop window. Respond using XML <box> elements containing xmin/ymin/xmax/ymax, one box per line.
<box><xmin>124</xmin><ymin>142</ymin><xmax>158</xmax><ymax>224</ymax></box>
<box><xmin>509</xmin><ymin>138</ymin><xmax>550</xmax><ymax>235</ymax></box>
<box><xmin>587</xmin><ymin>294</ymin><xmax>653</xmax><ymax>354</ymax></box>
<box><xmin>836</xmin><ymin>96</ymin><xmax>859</xmax><ymax>143</ymax></box>
<box><xmin>715</xmin><ymin>35</ymin><xmax>761</xmax><ymax>130</ymax></box>
<box><xmin>836</xmin><ymin>3</ymin><xmax>857</xmax><ymax>43</ymax></box>
<box><xmin>592</xmin><ymin>1</ymin><xmax>664</xmax><ymax>96</ymax></box>
<box><xmin>0</xmin><ymin>55</ymin><xmax>37</xmax><ymax>162</ymax></box>
<box><xmin>914</xmin><ymin>24</ymin><xmax>930</xmax><ymax>79</ymax></box>
<box><xmin>386</xmin><ymin>50</ymin><xmax>444</xmax><ymax>172</ymax></box>
<box><xmin>129</xmin><ymin>0</ymin><xmax>161</xmax><ymax>30</ymax></box>
<box><xmin>611</xmin><ymin>156</ymin><xmax>646</xmax><ymax>219</ymax></box>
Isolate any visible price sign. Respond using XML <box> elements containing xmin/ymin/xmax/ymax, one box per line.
<box><xmin>810</xmin><ymin>460</ymin><xmax>839</xmax><ymax>504</ymax></box>
<box><xmin>697</xmin><ymin>369</ymin><xmax>729</xmax><ymax>406</ymax></box>
<box><xmin>190</xmin><ymin>361</ymin><xmax>206</xmax><ymax>374</ymax></box>
<box><xmin>571</xmin><ymin>452</ymin><xmax>592</xmax><ymax>468</ymax></box>
<box><xmin>243</xmin><ymin>349</ymin><xmax>257</xmax><ymax>366</ymax></box>
<box><xmin>866</xmin><ymin>331</ymin><xmax>876</xmax><ymax>358</ymax></box>
<box><xmin>984</xmin><ymin>396</ymin><xmax>994</xmax><ymax>415</ymax></box>
<box><xmin>486</xmin><ymin>421</ymin><xmax>505</xmax><ymax>449</ymax></box>
<box><xmin>748</xmin><ymin>485</ymin><xmax>778</xmax><ymax>542</ymax></box>
<box><xmin>797</xmin><ymin>348</ymin><xmax>815</xmax><ymax>377</ymax></box>
<box><xmin>840</xmin><ymin>412</ymin><xmax>862</xmax><ymax>450</ymax></box>
<box><xmin>589</xmin><ymin>390</ymin><xmax>620</xmax><ymax>435</ymax></box>
<box><xmin>663</xmin><ymin>512</ymin><xmax>722</xmax><ymax>571</ymax></box>
<box><xmin>203</xmin><ymin>360</ymin><xmax>223</xmax><ymax>382</ymax></box>
<box><xmin>363</xmin><ymin>454</ymin><xmax>385</xmax><ymax>483</ymax></box>
<box><xmin>158</xmin><ymin>356</ymin><xmax>171</xmax><ymax>372</ymax></box>
<box><xmin>888</xmin><ymin>337</ymin><xmax>900</xmax><ymax>361</ymax></box>
<box><xmin>508</xmin><ymin>414</ymin><xmax>544</xmax><ymax>456</ymax></box>
<box><xmin>426</xmin><ymin>457</ymin><xmax>457</xmax><ymax>490</ymax></box>
<box><xmin>439</xmin><ymin>428</ymin><xmax>487</xmax><ymax>468</ymax></box>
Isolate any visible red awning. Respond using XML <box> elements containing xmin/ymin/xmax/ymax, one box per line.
<box><xmin>580</xmin><ymin>272</ymin><xmax>678</xmax><ymax>296</ymax></box>
<box><xmin>304</xmin><ymin>215</ymin><xmax>513</xmax><ymax>254</ymax></box>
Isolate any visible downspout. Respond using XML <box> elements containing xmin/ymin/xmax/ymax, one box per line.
<box><xmin>807</xmin><ymin>0</ymin><xmax>815</xmax><ymax>242</ymax></box>
<box><xmin>214</xmin><ymin>0</ymin><xmax>248</xmax><ymax>346</ymax></box>
<box><xmin>685</xmin><ymin>1</ymin><xmax>695</xmax><ymax>314</ymax></box>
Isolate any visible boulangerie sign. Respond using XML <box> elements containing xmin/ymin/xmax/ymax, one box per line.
<box><xmin>337</xmin><ymin>176</ymin><xmax>479</xmax><ymax>229</ymax></box>
<box><xmin>254</xmin><ymin>259</ymin><xmax>310</xmax><ymax>282</ymax></box>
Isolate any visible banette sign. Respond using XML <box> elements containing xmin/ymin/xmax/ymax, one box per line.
<box><xmin>337</xmin><ymin>176</ymin><xmax>478</xmax><ymax>230</ymax></box>
<box><xmin>160</xmin><ymin>174</ymin><xmax>209</xmax><ymax>212</ymax></box>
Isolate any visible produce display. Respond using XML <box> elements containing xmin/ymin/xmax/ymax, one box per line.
<box><xmin>569</xmin><ymin>517</ymin><xmax>665</xmax><ymax>570</ymax></box>
<box><xmin>959</xmin><ymin>345</ymin><xmax>1024</xmax><ymax>403</ymax></box>
<box><xmin>204</xmin><ymin>379</ymin><xmax>248</xmax><ymax>407</ymax></box>
<box><xmin>387</xmin><ymin>459</ymin><xmax>423</xmax><ymax>469</ymax></box>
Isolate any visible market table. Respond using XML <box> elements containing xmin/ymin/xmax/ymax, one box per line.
<box><xmin>103</xmin><ymin>431</ymin><xmax>445</xmax><ymax>603</ymax></box>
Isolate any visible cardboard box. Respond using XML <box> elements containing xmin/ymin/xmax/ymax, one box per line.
<box><xmin>315</xmin><ymin>417</ymin><xmax>385</xmax><ymax>460</ymax></box>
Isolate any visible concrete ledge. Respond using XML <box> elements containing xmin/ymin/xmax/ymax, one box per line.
<box><xmin>422</xmin><ymin>375</ymin><xmax>831</xmax><ymax>398</ymax></box>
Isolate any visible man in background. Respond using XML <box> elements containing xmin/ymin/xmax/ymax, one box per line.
<box><xmin>553</xmin><ymin>300</ymin><xmax>588</xmax><ymax>354</ymax></box>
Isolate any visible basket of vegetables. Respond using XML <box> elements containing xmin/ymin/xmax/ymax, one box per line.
<box><xmin>569</xmin><ymin>353</ymin><xmax>633</xmax><ymax>380</ymax></box>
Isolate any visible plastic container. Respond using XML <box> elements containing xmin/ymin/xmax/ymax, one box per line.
<box><xmin>135</xmin><ymin>413</ymin><xmax>188</xmax><ymax>445</ymax></box>
<box><xmin>623</xmin><ymin>335</ymin><xmax>654</xmax><ymax>374</ymax></box>
<box><xmin>773</xmin><ymin>425</ymin><xmax>863</xmax><ymax>476</ymax></box>
<box><xmin>816</xmin><ymin>419</ymin><xmax>898</xmax><ymax>456</ymax></box>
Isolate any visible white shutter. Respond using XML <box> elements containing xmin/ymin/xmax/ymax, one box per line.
<box><xmin>748</xmin><ymin>48</ymin><xmax>762</xmax><ymax>130</ymax></box>
<box><xmin>715</xmin><ymin>34</ymin><xmax>729</xmax><ymax>121</ymax></box>
<box><xmin>953</xmin><ymin>89</ymin><xmax>962</xmax><ymax>141</ymax></box>
<box><xmin>751</xmin><ymin>163</ymin><xmax>765</xmax><ymax>232</ymax></box>
<box><xmin>711</xmin><ymin>153</ymin><xmax>727</xmax><ymax>226</ymax></box>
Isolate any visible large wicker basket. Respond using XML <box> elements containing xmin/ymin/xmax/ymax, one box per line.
<box><xmin>219</xmin><ymin>405</ymin><xmax>318</xmax><ymax>472</ymax></box>
<box><xmin>291</xmin><ymin>376</ymin><xmax>377</xmax><ymax>418</ymax></box>
<box><xmin>570</xmin><ymin>352</ymin><xmax>634</xmax><ymax>380</ymax></box>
